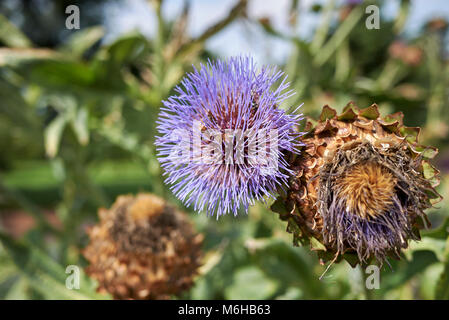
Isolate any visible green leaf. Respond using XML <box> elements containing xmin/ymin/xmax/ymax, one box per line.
<box><xmin>0</xmin><ymin>14</ymin><xmax>33</xmax><ymax>48</ymax></box>
<box><xmin>224</xmin><ymin>266</ymin><xmax>278</xmax><ymax>300</ymax></box>
<box><xmin>0</xmin><ymin>78</ymin><xmax>41</xmax><ymax>131</ymax></box>
<box><xmin>71</xmin><ymin>107</ymin><xmax>89</xmax><ymax>146</ymax></box>
<box><xmin>0</xmin><ymin>246</ymin><xmax>18</xmax><ymax>289</ymax></box>
<box><xmin>406</xmin><ymin>238</ymin><xmax>447</xmax><ymax>262</ymax></box>
<box><xmin>103</xmin><ymin>33</ymin><xmax>149</xmax><ymax>66</ymax></box>
<box><xmin>420</xmin><ymin>263</ymin><xmax>444</xmax><ymax>299</ymax></box>
<box><xmin>26</xmin><ymin>60</ymin><xmax>96</xmax><ymax>89</ymax></box>
<box><xmin>435</xmin><ymin>239</ymin><xmax>449</xmax><ymax>299</ymax></box>
<box><xmin>4</xmin><ymin>277</ymin><xmax>29</xmax><ymax>300</ymax></box>
<box><xmin>313</xmin><ymin>6</ymin><xmax>363</xmax><ymax>66</ymax></box>
<box><xmin>0</xmin><ymin>232</ymin><xmax>107</xmax><ymax>300</ymax></box>
<box><xmin>44</xmin><ymin>115</ymin><xmax>68</xmax><ymax>158</ymax></box>
<box><xmin>342</xmin><ymin>252</ymin><xmax>360</xmax><ymax>268</ymax></box>
<box><xmin>61</xmin><ymin>26</ymin><xmax>104</xmax><ymax>58</ymax></box>
<box><xmin>248</xmin><ymin>239</ymin><xmax>323</xmax><ymax>298</ymax></box>
<box><xmin>423</xmin><ymin>219</ymin><xmax>449</xmax><ymax>240</ymax></box>
<box><xmin>310</xmin><ymin>0</ymin><xmax>336</xmax><ymax>54</ymax></box>
<box><xmin>276</xmin><ymin>287</ymin><xmax>303</xmax><ymax>300</ymax></box>
<box><xmin>380</xmin><ymin>250</ymin><xmax>439</xmax><ymax>293</ymax></box>
<box><xmin>310</xmin><ymin>237</ymin><xmax>327</xmax><ymax>251</ymax></box>
<box><xmin>270</xmin><ymin>198</ymin><xmax>289</xmax><ymax>220</ymax></box>
<box><xmin>286</xmin><ymin>218</ymin><xmax>309</xmax><ymax>247</ymax></box>
<box><xmin>436</xmin><ymin>261</ymin><xmax>449</xmax><ymax>299</ymax></box>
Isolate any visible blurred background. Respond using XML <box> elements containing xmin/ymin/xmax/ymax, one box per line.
<box><xmin>0</xmin><ymin>0</ymin><xmax>448</xmax><ymax>299</ymax></box>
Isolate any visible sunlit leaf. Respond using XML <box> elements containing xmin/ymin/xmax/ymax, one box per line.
<box><xmin>0</xmin><ymin>14</ymin><xmax>32</xmax><ymax>48</ymax></box>
<box><xmin>44</xmin><ymin>115</ymin><xmax>68</xmax><ymax>158</ymax></box>
<box><xmin>224</xmin><ymin>266</ymin><xmax>278</xmax><ymax>300</ymax></box>
<box><xmin>71</xmin><ymin>107</ymin><xmax>89</xmax><ymax>146</ymax></box>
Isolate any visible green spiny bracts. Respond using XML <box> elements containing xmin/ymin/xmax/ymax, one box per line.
<box><xmin>271</xmin><ymin>102</ymin><xmax>442</xmax><ymax>267</ymax></box>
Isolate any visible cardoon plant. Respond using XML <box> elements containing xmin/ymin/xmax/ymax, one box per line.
<box><xmin>156</xmin><ymin>57</ymin><xmax>302</xmax><ymax>217</ymax></box>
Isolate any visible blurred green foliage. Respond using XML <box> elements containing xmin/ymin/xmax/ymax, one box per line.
<box><xmin>0</xmin><ymin>0</ymin><xmax>448</xmax><ymax>300</ymax></box>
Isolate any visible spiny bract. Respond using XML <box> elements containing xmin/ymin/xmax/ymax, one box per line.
<box><xmin>272</xmin><ymin>102</ymin><xmax>441</xmax><ymax>266</ymax></box>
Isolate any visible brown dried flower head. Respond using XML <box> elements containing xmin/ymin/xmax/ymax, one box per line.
<box><xmin>272</xmin><ymin>102</ymin><xmax>441</xmax><ymax>266</ymax></box>
<box><xmin>83</xmin><ymin>193</ymin><xmax>203</xmax><ymax>299</ymax></box>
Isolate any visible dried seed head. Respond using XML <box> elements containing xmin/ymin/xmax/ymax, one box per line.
<box><xmin>83</xmin><ymin>193</ymin><xmax>203</xmax><ymax>300</ymax></box>
<box><xmin>272</xmin><ymin>103</ymin><xmax>442</xmax><ymax>266</ymax></box>
<box><xmin>334</xmin><ymin>161</ymin><xmax>397</xmax><ymax>219</ymax></box>
<box><xmin>128</xmin><ymin>193</ymin><xmax>165</xmax><ymax>221</ymax></box>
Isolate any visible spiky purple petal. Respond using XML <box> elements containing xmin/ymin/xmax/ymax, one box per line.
<box><xmin>156</xmin><ymin>56</ymin><xmax>302</xmax><ymax>217</ymax></box>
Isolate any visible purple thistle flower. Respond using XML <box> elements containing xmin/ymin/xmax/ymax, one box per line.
<box><xmin>156</xmin><ymin>57</ymin><xmax>302</xmax><ymax>217</ymax></box>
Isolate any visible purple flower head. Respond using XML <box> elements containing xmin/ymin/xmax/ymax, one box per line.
<box><xmin>156</xmin><ymin>57</ymin><xmax>302</xmax><ymax>217</ymax></box>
